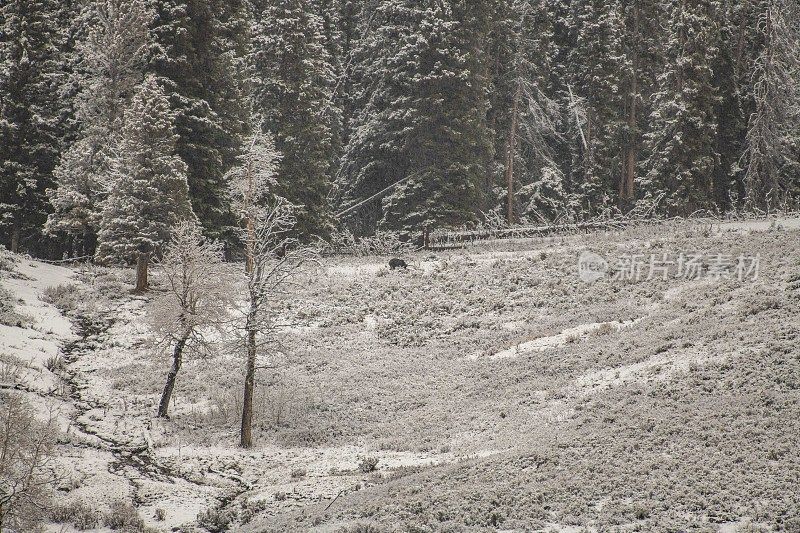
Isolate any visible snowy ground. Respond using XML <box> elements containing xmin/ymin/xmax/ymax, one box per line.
<box><xmin>1</xmin><ymin>216</ymin><xmax>799</xmax><ymax>532</ymax></box>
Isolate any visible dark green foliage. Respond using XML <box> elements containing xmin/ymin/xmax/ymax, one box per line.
<box><xmin>338</xmin><ymin>0</ymin><xmax>494</xmax><ymax>235</ymax></box>
<box><xmin>250</xmin><ymin>0</ymin><xmax>337</xmax><ymax>240</ymax></box>
<box><xmin>1</xmin><ymin>0</ymin><xmax>799</xmax><ymax>253</ymax></box>
<box><xmin>95</xmin><ymin>76</ymin><xmax>196</xmax><ymax>264</ymax></box>
<box><xmin>640</xmin><ymin>0</ymin><xmax>722</xmax><ymax>216</ymax></box>
<box><xmin>150</xmin><ymin>0</ymin><xmax>249</xmax><ymax>241</ymax></box>
<box><xmin>0</xmin><ymin>0</ymin><xmax>65</xmax><ymax>253</ymax></box>
<box><xmin>564</xmin><ymin>0</ymin><xmax>626</xmax><ymax>216</ymax></box>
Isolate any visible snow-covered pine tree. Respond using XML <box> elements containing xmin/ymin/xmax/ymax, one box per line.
<box><xmin>485</xmin><ymin>0</ymin><xmax>517</xmax><ymax>195</ymax></box>
<box><xmin>0</xmin><ymin>0</ymin><xmax>64</xmax><ymax>253</ymax></box>
<box><xmin>617</xmin><ymin>0</ymin><xmax>663</xmax><ymax>209</ymax></box>
<box><xmin>743</xmin><ymin>0</ymin><xmax>800</xmax><ymax>209</ymax></box>
<box><xmin>333</xmin><ymin>0</ymin><xmax>364</xmax><ymax>153</ymax></box>
<box><xmin>491</xmin><ymin>0</ymin><xmax>567</xmax><ymax>224</ymax></box>
<box><xmin>250</xmin><ymin>0</ymin><xmax>337</xmax><ymax>240</ymax></box>
<box><xmin>312</xmin><ymin>0</ymin><xmax>345</xmax><ymax>178</ymax></box>
<box><xmin>95</xmin><ymin>76</ymin><xmax>197</xmax><ymax>264</ymax></box>
<box><xmin>707</xmin><ymin>0</ymin><xmax>749</xmax><ymax>210</ymax></box>
<box><xmin>46</xmin><ymin>0</ymin><xmax>153</xmax><ymax>256</ymax></box>
<box><xmin>312</xmin><ymin>0</ymin><xmax>345</xmax><ymax>94</ymax></box>
<box><xmin>639</xmin><ymin>0</ymin><xmax>721</xmax><ymax>216</ymax></box>
<box><xmin>334</xmin><ymin>1</ymin><xmax>414</xmax><ymax>234</ymax></box>
<box><xmin>338</xmin><ymin>0</ymin><xmax>494</xmax><ymax>235</ymax></box>
<box><xmin>563</xmin><ymin>0</ymin><xmax>627</xmax><ymax>218</ymax></box>
<box><xmin>379</xmin><ymin>0</ymin><xmax>494</xmax><ymax>233</ymax></box>
<box><xmin>150</xmin><ymin>0</ymin><xmax>249</xmax><ymax>241</ymax></box>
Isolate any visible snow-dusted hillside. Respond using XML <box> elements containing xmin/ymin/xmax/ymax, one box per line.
<box><xmin>1</xmin><ymin>218</ymin><xmax>799</xmax><ymax>532</ymax></box>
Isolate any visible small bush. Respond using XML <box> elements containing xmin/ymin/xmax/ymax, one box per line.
<box><xmin>630</xmin><ymin>502</ymin><xmax>650</xmax><ymax>520</ymax></box>
<box><xmin>0</xmin><ymin>248</ymin><xmax>16</xmax><ymax>272</ymax></box>
<box><xmin>154</xmin><ymin>508</ymin><xmax>166</xmax><ymax>521</ymax></box>
<box><xmin>44</xmin><ymin>355</ymin><xmax>64</xmax><ymax>372</ymax></box>
<box><xmin>0</xmin><ymin>286</ymin><xmax>30</xmax><ymax>328</ymax></box>
<box><xmin>196</xmin><ymin>506</ymin><xmax>237</xmax><ymax>533</ymax></box>
<box><xmin>51</xmin><ymin>501</ymin><xmax>99</xmax><ymax>530</ymax></box>
<box><xmin>290</xmin><ymin>467</ymin><xmax>307</xmax><ymax>479</ymax></box>
<box><xmin>326</xmin><ymin>228</ymin><xmax>414</xmax><ymax>257</ymax></box>
<box><xmin>42</xmin><ymin>284</ymin><xmax>82</xmax><ymax>314</ymax></box>
<box><xmin>593</xmin><ymin>322</ymin><xmax>616</xmax><ymax>336</ymax></box>
<box><xmin>358</xmin><ymin>456</ymin><xmax>379</xmax><ymax>473</ymax></box>
<box><xmin>104</xmin><ymin>500</ymin><xmax>145</xmax><ymax>531</ymax></box>
<box><xmin>239</xmin><ymin>498</ymin><xmax>270</xmax><ymax>525</ymax></box>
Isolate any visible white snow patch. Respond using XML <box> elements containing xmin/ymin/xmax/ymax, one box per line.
<box><xmin>326</xmin><ymin>262</ymin><xmax>384</xmax><ymax>277</ymax></box>
<box><xmin>0</xmin><ymin>258</ymin><xmax>77</xmax><ymax>396</ymax></box>
<box><xmin>485</xmin><ymin>319</ymin><xmax>641</xmax><ymax>360</ymax></box>
<box><xmin>362</xmin><ymin>314</ymin><xmax>379</xmax><ymax>330</ymax></box>
<box><xmin>3</xmin><ymin>258</ymin><xmax>75</xmax><ymax>337</ymax></box>
<box><xmin>575</xmin><ymin>347</ymin><xmax>726</xmax><ymax>396</ymax></box>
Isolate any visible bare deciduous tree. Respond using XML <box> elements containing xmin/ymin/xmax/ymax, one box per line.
<box><xmin>239</xmin><ymin>200</ymin><xmax>316</xmax><ymax>448</ymax></box>
<box><xmin>0</xmin><ymin>392</ymin><xmax>59</xmax><ymax>531</ymax></box>
<box><xmin>227</xmin><ymin>130</ymin><xmax>317</xmax><ymax>448</ymax></box>
<box><xmin>149</xmin><ymin>221</ymin><xmax>231</xmax><ymax>418</ymax></box>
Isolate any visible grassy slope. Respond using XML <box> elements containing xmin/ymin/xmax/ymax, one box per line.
<box><xmin>240</xmin><ymin>221</ymin><xmax>800</xmax><ymax>532</ymax></box>
<box><xmin>33</xmin><ymin>220</ymin><xmax>798</xmax><ymax>532</ymax></box>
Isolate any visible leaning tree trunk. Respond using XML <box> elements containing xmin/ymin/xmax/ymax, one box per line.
<box><xmin>157</xmin><ymin>332</ymin><xmax>190</xmax><ymax>418</ymax></box>
<box><xmin>240</xmin><ymin>323</ymin><xmax>257</xmax><ymax>448</ymax></box>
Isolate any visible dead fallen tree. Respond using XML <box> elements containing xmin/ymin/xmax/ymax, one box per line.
<box><xmin>427</xmin><ymin>208</ymin><xmax>800</xmax><ymax>250</ymax></box>
<box><xmin>428</xmin><ymin>219</ymin><xmax>634</xmax><ymax>249</ymax></box>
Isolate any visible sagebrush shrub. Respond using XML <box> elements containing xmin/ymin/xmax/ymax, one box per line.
<box><xmin>50</xmin><ymin>501</ymin><xmax>99</xmax><ymax>530</ymax></box>
<box><xmin>196</xmin><ymin>506</ymin><xmax>237</xmax><ymax>532</ymax></box>
<box><xmin>42</xmin><ymin>283</ymin><xmax>82</xmax><ymax>314</ymax></box>
<box><xmin>0</xmin><ymin>286</ymin><xmax>30</xmax><ymax>328</ymax></box>
<box><xmin>103</xmin><ymin>500</ymin><xmax>145</xmax><ymax>531</ymax></box>
<box><xmin>358</xmin><ymin>456</ymin><xmax>379</xmax><ymax>473</ymax></box>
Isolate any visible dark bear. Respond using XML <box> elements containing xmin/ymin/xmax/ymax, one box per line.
<box><xmin>389</xmin><ymin>258</ymin><xmax>408</xmax><ymax>270</ymax></box>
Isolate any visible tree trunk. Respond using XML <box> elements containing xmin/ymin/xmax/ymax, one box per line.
<box><xmin>83</xmin><ymin>227</ymin><xmax>95</xmax><ymax>259</ymax></box>
<box><xmin>157</xmin><ymin>333</ymin><xmax>189</xmax><ymax>418</ymax></box>
<box><xmin>0</xmin><ymin>500</ymin><xmax>6</xmax><ymax>532</ymax></box>
<box><xmin>10</xmin><ymin>222</ymin><xmax>20</xmax><ymax>254</ymax></box>
<box><xmin>620</xmin><ymin>2</ymin><xmax>640</xmax><ymax>205</ymax></box>
<box><xmin>244</xmin><ymin>147</ymin><xmax>256</xmax><ymax>275</ymax></box>
<box><xmin>245</xmin><ymin>217</ymin><xmax>255</xmax><ymax>274</ymax></box>
<box><xmin>505</xmin><ymin>83</ymin><xmax>522</xmax><ymax>225</ymax></box>
<box><xmin>422</xmin><ymin>229</ymin><xmax>431</xmax><ymax>249</ymax></box>
<box><xmin>240</xmin><ymin>327</ymin><xmax>257</xmax><ymax>448</ymax></box>
<box><xmin>135</xmin><ymin>251</ymin><xmax>150</xmax><ymax>292</ymax></box>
